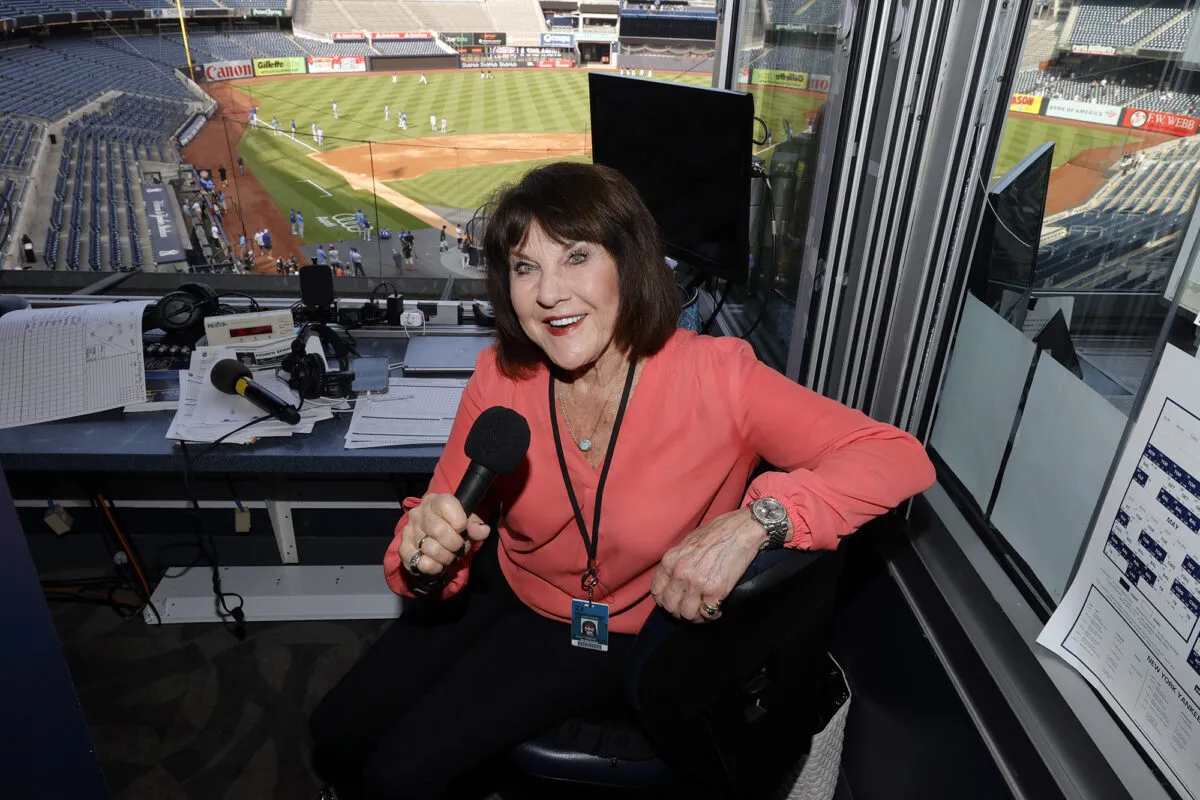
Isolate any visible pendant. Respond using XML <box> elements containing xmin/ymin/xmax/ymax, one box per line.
<box><xmin>579</xmin><ymin>438</ymin><xmax>593</xmax><ymax>452</ymax></box>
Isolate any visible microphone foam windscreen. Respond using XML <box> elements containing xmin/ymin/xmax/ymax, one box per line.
<box><xmin>211</xmin><ymin>358</ymin><xmax>252</xmax><ymax>395</ymax></box>
<box><xmin>465</xmin><ymin>406</ymin><xmax>531</xmax><ymax>475</ymax></box>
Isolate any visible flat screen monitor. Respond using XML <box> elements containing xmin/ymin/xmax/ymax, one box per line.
<box><xmin>975</xmin><ymin>141</ymin><xmax>1054</xmax><ymax>291</ymax></box>
<box><xmin>588</xmin><ymin>73</ymin><xmax>754</xmax><ymax>282</ymax></box>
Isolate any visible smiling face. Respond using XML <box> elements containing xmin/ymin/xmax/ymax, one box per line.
<box><xmin>508</xmin><ymin>221</ymin><xmax>622</xmax><ymax>375</ymax></box>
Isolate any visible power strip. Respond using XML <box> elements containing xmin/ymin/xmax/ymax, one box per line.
<box><xmin>399</xmin><ymin>310</ymin><xmax>425</xmax><ymax>328</ymax></box>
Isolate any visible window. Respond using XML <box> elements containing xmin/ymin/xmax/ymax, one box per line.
<box><xmin>932</xmin><ymin>1</ymin><xmax>1200</xmax><ymax>608</ymax></box>
<box><xmin>718</xmin><ymin>0</ymin><xmax>843</xmax><ymax>370</ymax></box>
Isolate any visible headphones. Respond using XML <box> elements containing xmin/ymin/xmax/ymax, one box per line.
<box><xmin>280</xmin><ymin>323</ymin><xmax>356</xmax><ymax>399</ymax></box>
<box><xmin>151</xmin><ymin>282</ymin><xmax>221</xmax><ymax>335</ymax></box>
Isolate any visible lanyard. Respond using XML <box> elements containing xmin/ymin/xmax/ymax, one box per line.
<box><xmin>548</xmin><ymin>358</ymin><xmax>638</xmax><ymax>601</ymax></box>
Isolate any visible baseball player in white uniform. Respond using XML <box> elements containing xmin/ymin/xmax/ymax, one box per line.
<box><xmin>430</xmin><ymin>113</ymin><xmax>437</xmax><ymax>132</ymax></box>
<box><xmin>440</xmin><ymin>117</ymin><xmax>447</xmax><ymax>134</ymax></box>
<box><xmin>384</xmin><ymin>105</ymin><xmax>389</xmax><ymax>121</ymax></box>
<box><xmin>332</xmin><ymin>101</ymin><xmax>338</xmax><ymax>119</ymax></box>
<box><xmin>398</xmin><ymin>111</ymin><xmax>407</xmax><ymax>130</ymax></box>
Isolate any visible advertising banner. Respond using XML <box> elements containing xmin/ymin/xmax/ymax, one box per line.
<box><xmin>1073</xmin><ymin>44</ymin><xmax>1117</xmax><ymax>56</ymax></box>
<box><xmin>253</xmin><ymin>57</ymin><xmax>307</xmax><ymax>76</ymax></box>
<box><xmin>1044</xmin><ymin>98</ymin><xmax>1123</xmax><ymax>126</ymax></box>
<box><xmin>536</xmin><ymin>58</ymin><xmax>576</xmax><ymax>68</ymax></box>
<box><xmin>1122</xmin><ymin>107</ymin><xmax>1200</xmax><ymax>137</ymax></box>
<box><xmin>307</xmin><ymin>55</ymin><xmax>366</xmax><ymax>73</ymax></box>
<box><xmin>203</xmin><ymin>59</ymin><xmax>253</xmax><ymax>82</ymax></box>
<box><xmin>441</xmin><ymin>32</ymin><xmax>474</xmax><ymax>47</ymax></box>
<box><xmin>540</xmin><ymin>32</ymin><xmax>576</xmax><ymax>47</ymax></box>
<box><xmin>751</xmin><ymin>68</ymin><xmax>808</xmax><ymax>90</ymax></box>
<box><xmin>250</xmin><ymin>8</ymin><xmax>283</xmax><ymax>16</ymax></box>
<box><xmin>141</xmin><ymin>184</ymin><xmax>188</xmax><ymax>265</ymax></box>
<box><xmin>1009</xmin><ymin>93</ymin><xmax>1045</xmax><ymax>115</ymax></box>
<box><xmin>808</xmin><ymin>73</ymin><xmax>831</xmax><ymax>92</ymax></box>
<box><xmin>475</xmin><ymin>32</ymin><xmax>507</xmax><ymax>45</ymax></box>
<box><xmin>370</xmin><ymin>31</ymin><xmax>434</xmax><ymax>40</ymax></box>
<box><xmin>331</xmin><ymin>31</ymin><xmax>366</xmax><ymax>41</ymax></box>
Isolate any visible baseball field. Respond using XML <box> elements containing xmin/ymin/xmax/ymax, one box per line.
<box><xmin>188</xmin><ymin>67</ymin><xmax>830</xmax><ymax>253</ymax></box>
<box><xmin>188</xmin><ymin>67</ymin><xmax>1161</xmax><ymax>258</ymax></box>
<box><xmin>994</xmin><ymin>113</ymin><xmax>1172</xmax><ymax>215</ymax></box>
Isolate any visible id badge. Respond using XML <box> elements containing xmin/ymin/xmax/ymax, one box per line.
<box><xmin>570</xmin><ymin>598</ymin><xmax>609</xmax><ymax>652</ymax></box>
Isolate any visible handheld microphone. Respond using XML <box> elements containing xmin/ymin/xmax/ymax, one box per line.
<box><xmin>409</xmin><ymin>406</ymin><xmax>530</xmax><ymax>596</ymax></box>
<box><xmin>210</xmin><ymin>358</ymin><xmax>302</xmax><ymax>425</ymax></box>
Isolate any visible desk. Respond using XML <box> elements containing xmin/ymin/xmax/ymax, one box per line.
<box><xmin>0</xmin><ymin>334</ymin><xmax>461</xmax><ymax>623</ymax></box>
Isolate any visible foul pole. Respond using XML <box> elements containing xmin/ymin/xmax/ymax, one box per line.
<box><xmin>173</xmin><ymin>0</ymin><xmax>197</xmax><ymax>83</ymax></box>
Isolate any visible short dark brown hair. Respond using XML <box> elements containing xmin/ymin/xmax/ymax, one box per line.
<box><xmin>483</xmin><ymin>162</ymin><xmax>680</xmax><ymax>379</ymax></box>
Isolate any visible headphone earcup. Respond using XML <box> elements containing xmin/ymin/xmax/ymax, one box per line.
<box><xmin>299</xmin><ymin>353</ymin><xmax>326</xmax><ymax>399</ymax></box>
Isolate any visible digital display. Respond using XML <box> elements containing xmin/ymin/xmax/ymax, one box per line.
<box><xmin>229</xmin><ymin>325</ymin><xmax>275</xmax><ymax>338</ymax></box>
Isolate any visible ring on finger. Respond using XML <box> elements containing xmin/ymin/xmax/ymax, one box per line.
<box><xmin>406</xmin><ymin>549</ymin><xmax>423</xmax><ymax>575</ymax></box>
<box><xmin>701</xmin><ymin>601</ymin><xmax>721</xmax><ymax>618</ymax></box>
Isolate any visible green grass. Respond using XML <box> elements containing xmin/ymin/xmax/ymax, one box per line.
<box><xmin>992</xmin><ymin>115</ymin><xmax>1142</xmax><ymax>181</ymax></box>
<box><xmin>387</xmin><ymin>155</ymin><xmax>592</xmax><ymax>213</ymax></box>
<box><xmin>744</xmin><ymin>84</ymin><xmax>826</xmax><ymax>153</ymax></box>
<box><xmin>237</xmin><ymin>128</ymin><xmax>425</xmax><ymax>240</ymax></box>
<box><xmin>231</xmin><ymin>69</ymin><xmax>713</xmax><ymax>226</ymax></box>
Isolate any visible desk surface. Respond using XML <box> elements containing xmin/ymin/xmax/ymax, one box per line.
<box><xmin>0</xmin><ymin>335</ymin><xmax>448</xmax><ymax>475</ymax></box>
<box><xmin>0</xmin><ymin>411</ymin><xmax>444</xmax><ymax>474</ymax></box>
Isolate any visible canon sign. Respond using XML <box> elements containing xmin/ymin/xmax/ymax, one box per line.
<box><xmin>204</xmin><ymin>60</ymin><xmax>254</xmax><ymax>82</ymax></box>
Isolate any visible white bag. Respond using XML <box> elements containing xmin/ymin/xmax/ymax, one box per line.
<box><xmin>786</xmin><ymin>654</ymin><xmax>851</xmax><ymax>800</ymax></box>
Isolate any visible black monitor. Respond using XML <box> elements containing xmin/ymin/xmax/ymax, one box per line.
<box><xmin>588</xmin><ymin>73</ymin><xmax>754</xmax><ymax>282</ymax></box>
<box><xmin>973</xmin><ymin>141</ymin><xmax>1054</xmax><ymax>293</ymax></box>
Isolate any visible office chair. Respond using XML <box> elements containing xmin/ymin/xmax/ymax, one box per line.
<box><xmin>507</xmin><ymin>546</ymin><xmax>845</xmax><ymax>799</ymax></box>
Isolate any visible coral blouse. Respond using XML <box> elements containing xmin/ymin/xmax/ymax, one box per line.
<box><xmin>384</xmin><ymin>329</ymin><xmax>935</xmax><ymax>634</ymax></box>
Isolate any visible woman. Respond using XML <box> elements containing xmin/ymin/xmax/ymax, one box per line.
<box><xmin>310</xmin><ymin>163</ymin><xmax>935</xmax><ymax>799</ymax></box>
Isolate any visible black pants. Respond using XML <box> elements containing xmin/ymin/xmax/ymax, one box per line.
<box><xmin>309</xmin><ymin>543</ymin><xmax>638</xmax><ymax>800</ymax></box>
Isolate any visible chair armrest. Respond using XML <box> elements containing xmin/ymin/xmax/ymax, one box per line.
<box><xmin>723</xmin><ymin>549</ymin><xmax>826</xmax><ymax>611</ymax></box>
<box><xmin>625</xmin><ymin>548</ymin><xmax>840</xmax><ymax>712</ymax></box>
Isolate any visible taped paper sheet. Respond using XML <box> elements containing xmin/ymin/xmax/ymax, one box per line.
<box><xmin>1039</xmin><ymin>345</ymin><xmax>1200</xmax><ymax>800</ymax></box>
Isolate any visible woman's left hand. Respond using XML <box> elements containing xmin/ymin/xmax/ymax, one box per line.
<box><xmin>650</xmin><ymin>508</ymin><xmax>766</xmax><ymax>623</ymax></box>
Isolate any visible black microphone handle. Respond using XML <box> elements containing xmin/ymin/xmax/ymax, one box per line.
<box><xmin>455</xmin><ymin>462</ymin><xmax>496</xmax><ymax>517</ymax></box>
<box><xmin>242</xmin><ymin>381</ymin><xmax>301</xmax><ymax>424</ymax></box>
<box><xmin>408</xmin><ymin>463</ymin><xmax>498</xmax><ymax>597</ymax></box>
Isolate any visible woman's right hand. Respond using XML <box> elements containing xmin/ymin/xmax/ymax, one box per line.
<box><xmin>398</xmin><ymin>493</ymin><xmax>492</xmax><ymax>576</ymax></box>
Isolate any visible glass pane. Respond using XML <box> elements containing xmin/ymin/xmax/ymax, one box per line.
<box><xmin>723</xmin><ymin>0</ymin><xmax>841</xmax><ymax>370</ymax></box>
<box><xmin>937</xmin><ymin>1</ymin><xmax>1200</xmax><ymax>603</ymax></box>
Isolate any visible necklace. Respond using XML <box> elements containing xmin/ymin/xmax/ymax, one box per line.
<box><xmin>559</xmin><ymin>365</ymin><xmax>625</xmax><ymax>452</ymax></box>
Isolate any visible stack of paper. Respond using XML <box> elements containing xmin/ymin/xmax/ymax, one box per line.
<box><xmin>165</xmin><ymin>336</ymin><xmax>342</xmax><ymax>444</ymax></box>
<box><xmin>344</xmin><ymin>377</ymin><xmax>466</xmax><ymax>449</ymax></box>
<box><xmin>0</xmin><ymin>300</ymin><xmax>152</xmax><ymax>429</ymax></box>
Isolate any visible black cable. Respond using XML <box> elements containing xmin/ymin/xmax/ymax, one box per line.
<box><xmin>178</xmin><ymin>441</ymin><xmax>248</xmax><ymax>639</ymax></box>
<box><xmin>700</xmin><ymin>281</ymin><xmax>729</xmax><ymax>335</ymax></box>
<box><xmin>370</xmin><ymin>282</ymin><xmax>397</xmax><ymax>301</ymax></box>
<box><xmin>219</xmin><ymin>290</ymin><xmax>261</xmax><ymax>311</ymax></box>
<box><xmin>196</xmin><ymin>413</ymin><xmax>275</xmax><ymax>458</ymax></box>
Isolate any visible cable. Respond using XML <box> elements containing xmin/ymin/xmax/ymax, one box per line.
<box><xmin>94</xmin><ymin>494</ymin><xmax>162</xmax><ymax>625</ymax></box>
<box><xmin>218</xmin><ymin>290</ymin><xmax>261</xmax><ymax>311</ymax></box>
<box><xmin>975</xmin><ymin>168</ymin><xmax>1034</xmax><ymax>249</ymax></box>
<box><xmin>701</xmin><ymin>281</ymin><xmax>729</xmax><ymax>335</ymax></box>
<box><xmin>178</xmin><ymin>441</ymin><xmax>248</xmax><ymax>639</ymax></box>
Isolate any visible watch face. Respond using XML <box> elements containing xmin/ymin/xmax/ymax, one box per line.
<box><xmin>755</xmin><ymin>498</ymin><xmax>787</xmax><ymax>524</ymax></box>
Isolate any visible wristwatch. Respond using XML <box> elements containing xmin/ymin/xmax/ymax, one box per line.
<box><xmin>750</xmin><ymin>497</ymin><xmax>791</xmax><ymax>549</ymax></box>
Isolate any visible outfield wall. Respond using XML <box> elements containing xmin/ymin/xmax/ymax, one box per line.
<box><xmin>1009</xmin><ymin>93</ymin><xmax>1200</xmax><ymax>138</ymax></box>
